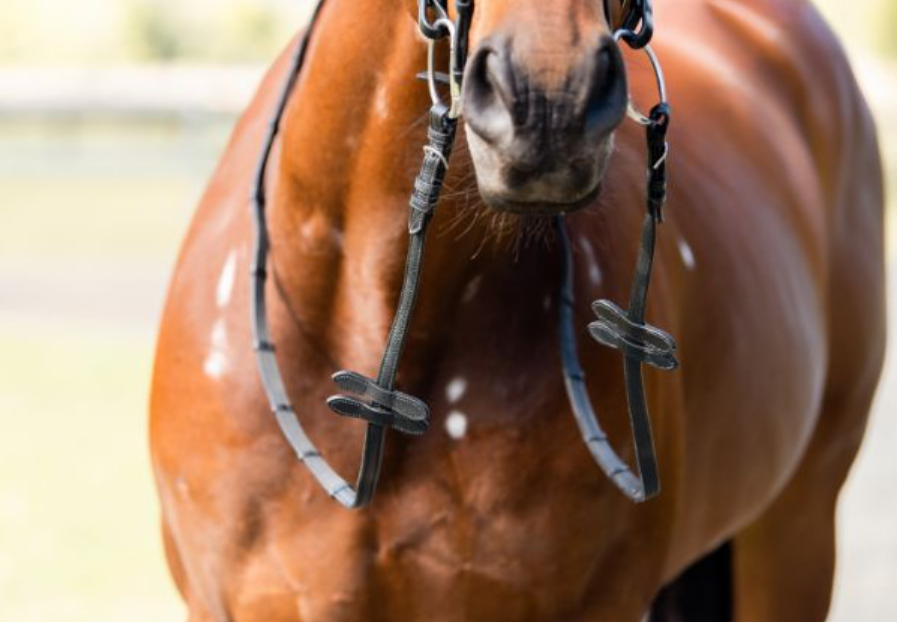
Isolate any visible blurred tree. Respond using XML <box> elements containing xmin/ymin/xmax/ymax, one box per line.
<box><xmin>878</xmin><ymin>0</ymin><xmax>897</xmax><ymax>58</ymax></box>
<box><xmin>214</xmin><ymin>3</ymin><xmax>282</xmax><ymax>62</ymax></box>
<box><xmin>0</xmin><ymin>5</ymin><xmax>27</xmax><ymax>62</ymax></box>
<box><xmin>120</xmin><ymin>0</ymin><xmax>295</xmax><ymax>63</ymax></box>
<box><xmin>124</xmin><ymin>0</ymin><xmax>193</xmax><ymax>62</ymax></box>
<box><xmin>0</xmin><ymin>0</ymin><xmax>887</xmax><ymax>66</ymax></box>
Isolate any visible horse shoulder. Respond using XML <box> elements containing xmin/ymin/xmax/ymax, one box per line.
<box><xmin>649</xmin><ymin>0</ymin><xmax>883</xmax><ymax>560</ymax></box>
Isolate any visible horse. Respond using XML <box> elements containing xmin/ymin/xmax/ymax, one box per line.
<box><xmin>149</xmin><ymin>0</ymin><xmax>885</xmax><ymax>620</ymax></box>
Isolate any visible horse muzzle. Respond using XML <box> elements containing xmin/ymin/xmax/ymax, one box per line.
<box><xmin>462</xmin><ymin>34</ymin><xmax>628</xmax><ymax>214</ymax></box>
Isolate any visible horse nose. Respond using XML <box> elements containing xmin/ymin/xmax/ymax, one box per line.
<box><xmin>463</xmin><ymin>36</ymin><xmax>628</xmax><ymax>151</ymax></box>
<box><xmin>582</xmin><ymin>38</ymin><xmax>628</xmax><ymax>137</ymax></box>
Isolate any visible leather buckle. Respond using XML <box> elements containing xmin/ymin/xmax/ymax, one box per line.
<box><xmin>589</xmin><ymin>300</ymin><xmax>678</xmax><ymax>371</ymax></box>
<box><xmin>327</xmin><ymin>371</ymin><xmax>430</xmax><ymax>436</ymax></box>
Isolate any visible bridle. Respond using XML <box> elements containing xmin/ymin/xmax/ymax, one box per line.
<box><xmin>605</xmin><ymin>0</ymin><xmax>655</xmax><ymax>48</ymax></box>
<box><xmin>250</xmin><ymin>0</ymin><xmax>677</xmax><ymax>509</ymax></box>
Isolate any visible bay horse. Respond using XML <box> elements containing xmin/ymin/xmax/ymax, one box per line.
<box><xmin>150</xmin><ymin>0</ymin><xmax>886</xmax><ymax>620</ymax></box>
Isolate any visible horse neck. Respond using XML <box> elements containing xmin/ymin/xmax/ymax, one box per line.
<box><xmin>266</xmin><ymin>1</ymin><xmax>576</xmax><ymax>377</ymax></box>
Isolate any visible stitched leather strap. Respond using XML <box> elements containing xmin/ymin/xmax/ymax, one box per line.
<box><xmin>327</xmin><ymin>103</ymin><xmax>457</xmax><ymax>450</ymax></box>
<box><xmin>250</xmin><ymin>0</ymin><xmax>461</xmax><ymax>506</ymax></box>
<box><xmin>556</xmin><ymin>102</ymin><xmax>677</xmax><ymax>503</ymax></box>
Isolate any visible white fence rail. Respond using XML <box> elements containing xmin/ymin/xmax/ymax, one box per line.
<box><xmin>0</xmin><ymin>66</ymin><xmax>266</xmax><ymax>119</ymax></box>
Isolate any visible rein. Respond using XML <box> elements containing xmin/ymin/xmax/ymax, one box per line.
<box><xmin>250</xmin><ymin>0</ymin><xmax>677</xmax><ymax>508</ymax></box>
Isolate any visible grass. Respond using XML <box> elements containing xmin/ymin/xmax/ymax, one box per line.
<box><xmin>0</xmin><ymin>327</ymin><xmax>182</xmax><ymax>622</ymax></box>
<box><xmin>0</xmin><ymin>123</ymin><xmax>219</xmax><ymax>621</ymax></box>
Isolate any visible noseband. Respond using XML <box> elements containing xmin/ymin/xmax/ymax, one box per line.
<box><xmin>250</xmin><ymin>0</ymin><xmax>677</xmax><ymax>508</ymax></box>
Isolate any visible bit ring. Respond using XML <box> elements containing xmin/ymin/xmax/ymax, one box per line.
<box><xmin>613</xmin><ymin>30</ymin><xmax>667</xmax><ymax>127</ymax></box>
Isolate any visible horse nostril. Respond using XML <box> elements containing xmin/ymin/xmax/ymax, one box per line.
<box><xmin>462</xmin><ymin>36</ymin><xmax>627</xmax><ymax>157</ymax></box>
<box><xmin>462</xmin><ymin>43</ymin><xmax>517</xmax><ymax>144</ymax></box>
<box><xmin>583</xmin><ymin>37</ymin><xmax>628</xmax><ymax>137</ymax></box>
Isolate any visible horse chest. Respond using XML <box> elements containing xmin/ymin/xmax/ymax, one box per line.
<box><xmin>231</xmin><ymin>406</ymin><xmax>635</xmax><ymax>622</ymax></box>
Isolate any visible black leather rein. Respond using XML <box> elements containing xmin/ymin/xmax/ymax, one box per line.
<box><xmin>251</xmin><ymin>0</ymin><xmax>472</xmax><ymax>508</ymax></box>
<box><xmin>249</xmin><ymin>0</ymin><xmax>677</xmax><ymax>508</ymax></box>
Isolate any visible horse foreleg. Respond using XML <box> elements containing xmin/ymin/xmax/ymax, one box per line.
<box><xmin>730</xmin><ymin>394</ymin><xmax>873</xmax><ymax>622</ymax></box>
<box><xmin>731</xmin><ymin>483</ymin><xmax>837</xmax><ymax>620</ymax></box>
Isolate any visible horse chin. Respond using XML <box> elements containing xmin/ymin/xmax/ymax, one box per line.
<box><xmin>466</xmin><ymin>128</ymin><xmax>613</xmax><ymax>215</ymax></box>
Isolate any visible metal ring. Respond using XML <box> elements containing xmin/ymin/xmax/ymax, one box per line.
<box><xmin>426</xmin><ymin>18</ymin><xmax>463</xmax><ymax>119</ymax></box>
<box><xmin>432</xmin><ymin>0</ymin><xmax>451</xmax><ymax>21</ymax></box>
<box><xmin>617</xmin><ymin>0</ymin><xmax>654</xmax><ymax>49</ymax></box>
<box><xmin>423</xmin><ymin>144</ymin><xmax>450</xmax><ymax>169</ymax></box>
<box><xmin>419</xmin><ymin>0</ymin><xmax>451</xmax><ymax>39</ymax></box>
<box><xmin>613</xmin><ymin>31</ymin><xmax>667</xmax><ymax>127</ymax></box>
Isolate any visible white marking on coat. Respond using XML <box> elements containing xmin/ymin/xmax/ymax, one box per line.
<box><xmin>580</xmin><ymin>238</ymin><xmax>602</xmax><ymax>285</ymax></box>
<box><xmin>678</xmin><ymin>237</ymin><xmax>696</xmax><ymax>271</ymax></box>
<box><xmin>445</xmin><ymin>411</ymin><xmax>468</xmax><ymax>439</ymax></box>
<box><xmin>374</xmin><ymin>83</ymin><xmax>390</xmax><ymax>120</ymax></box>
<box><xmin>175</xmin><ymin>476</ymin><xmax>190</xmax><ymax>498</ymax></box>
<box><xmin>216</xmin><ymin>251</ymin><xmax>236</xmax><ymax>308</ymax></box>
<box><xmin>203</xmin><ymin>319</ymin><xmax>228</xmax><ymax>379</ymax></box>
<box><xmin>462</xmin><ymin>275</ymin><xmax>482</xmax><ymax>303</ymax></box>
<box><xmin>446</xmin><ymin>378</ymin><xmax>468</xmax><ymax>404</ymax></box>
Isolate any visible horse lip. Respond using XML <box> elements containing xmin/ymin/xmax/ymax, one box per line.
<box><xmin>480</xmin><ymin>182</ymin><xmax>603</xmax><ymax>215</ymax></box>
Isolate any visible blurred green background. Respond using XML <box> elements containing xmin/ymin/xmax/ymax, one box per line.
<box><xmin>0</xmin><ymin>1</ymin><xmax>893</xmax><ymax>621</ymax></box>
